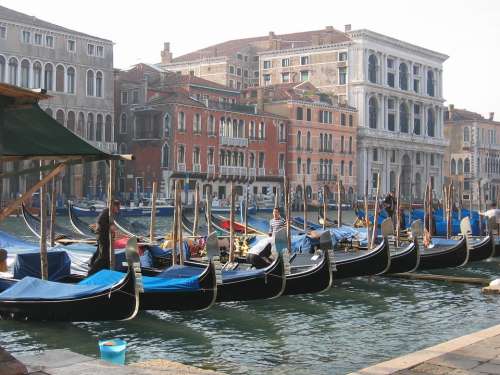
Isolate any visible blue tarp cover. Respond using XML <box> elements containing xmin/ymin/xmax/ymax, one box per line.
<box><xmin>13</xmin><ymin>251</ymin><xmax>71</xmax><ymax>281</ymax></box>
<box><xmin>222</xmin><ymin>267</ymin><xmax>266</xmax><ymax>282</ymax></box>
<box><xmin>80</xmin><ymin>267</ymin><xmax>200</xmax><ymax>292</ymax></box>
<box><xmin>0</xmin><ymin>273</ymin><xmax>117</xmax><ymax>301</ymax></box>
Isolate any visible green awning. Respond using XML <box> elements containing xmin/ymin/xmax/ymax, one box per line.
<box><xmin>1</xmin><ymin>104</ymin><xmax>122</xmax><ymax>161</ymax></box>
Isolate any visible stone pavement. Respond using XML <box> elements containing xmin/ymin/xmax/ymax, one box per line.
<box><xmin>2</xmin><ymin>348</ymin><xmax>223</xmax><ymax>375</ymax></box>
<box><xmin>350</xmin><ymin>324</ymin><xmax>500</xmax><ymax>375</ymax></box>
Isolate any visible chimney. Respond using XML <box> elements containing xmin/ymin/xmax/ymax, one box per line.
<box><xmin>161</xmin><ymin>42</ymin><xmax>172</xmax><ymax>64</ymax></box>
<box><xmin>325</xmin><ymin>26</ymin><xmax>334</xmax><ymax>31</ymax></box>
<box><xmin>448</xmin><ymin>104</ymin><xmax>454</xmax><ymax>111</ymax></box>
<box><xmin>256</xmin><ymin>87</ymin><xmax>264</xmax><ymax>114</ymax></box>
<box><xmin>268</xmin><ymin>31</ymin><xmax>278</xmax><ymax>49</ymax></box>
<box><xmin>344</xmin><ymin>24</ymin><xmax>352</xmax><ymax>32</ymax></box>
<box><xmin>489</xmin><ymin>112</ymin><xmax>495</xmax><ymax>121</ymax></box>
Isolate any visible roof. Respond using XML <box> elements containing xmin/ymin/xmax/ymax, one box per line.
<box><xmin>0</xmin><ymin>83</ymin><xmax>49</xmax><ymax>106</ymax></box>
<box><xmin>0</xmin><ymin>5</ymin><xmax>112</xmax><ymax>42</ymax></box>
<box><xmin>168</xmin><ymin>28</ymin><xmax>350</xmax><ymax>63</ymax></box>
<box><xmin>447</xmin><ymin>108</ymin><xmax>496</xmax><ymax>123</ymax></box>
<box><xmin>159</xmin><ymin>73</ymin><xmax>240</xmax><ymax>94</ymax></box>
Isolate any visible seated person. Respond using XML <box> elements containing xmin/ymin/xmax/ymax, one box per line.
<box><xmin>0</xmin><ymin>248</ymin><xmax>7</xmax><ymax>273</ymax></box>
<box><xmin>246</xmin><ymin>238</ymin><xmax>273</xmax><ymax>269</ymax></box>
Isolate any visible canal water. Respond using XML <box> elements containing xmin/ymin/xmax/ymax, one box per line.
<box><xmin>1</xmin><ymin>211</ymin><xmax>500</xmax><ymax>374</ymax></box>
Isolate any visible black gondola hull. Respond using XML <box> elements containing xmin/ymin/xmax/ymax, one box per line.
<box><xmin>468</xmin><ymin>236</ymin><xmax>494</xmax><ymax>262</ymax></box>
<box><xmin>418</xmin><ymin>236</ymin><xmax>468</xmax><ymax>270</ymax></box>
<box><xmin>386</xmin><ymin>240</ymin><xmax>420</xmax><ymax>274</ymax></box>
<box><xmin>283</xmin><ymin>251</ymin><xmax>332</xmax><ymax>296</ymax></box>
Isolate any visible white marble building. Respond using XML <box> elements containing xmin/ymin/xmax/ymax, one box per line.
<box><xmin>347</xmin><ymin>29</ymin><xmax>449</xmax><ymax>199</ymax></box>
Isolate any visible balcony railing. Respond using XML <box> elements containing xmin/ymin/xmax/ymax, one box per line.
<box><xmin>220</xmin><ymin>136</ymin><xmax>248</xmax><ymax>147</ymax></box>
<box><xmin>249</xmin><ymin>168</ymin><xmax>256</xmax><ymax>176</ymax></box>
<box><xmin>89</xmin><ymin>141</ymin><xmax>117</xmax><ymax>154</ymax></box>
<box><xmin>258</xmin><ymin>168</ymin><xmax>266</xmax><ymax>176</ymax></box>
<box><xmin>220</xmin><ymin>166</ymin><xmax>247</xmax><ymax>176</ymax></box>
<box><xmin>177</xmin><ymin>163</ymin><xmax>186</xmax><ymax>172</ymax></box>
<box><xmin>208</xmin><ymin>165</ymin><xmax>216</xmax><ymax>174</ymax></box>
<box><xmin>193</xmin><ymin>164</ymin><xmax>201</xmax><ymax>173</ymax></box>
<box><xmin>316</xmin><ymin>174</ymin><xmax>336</xmax><ymax>182</ymax></box>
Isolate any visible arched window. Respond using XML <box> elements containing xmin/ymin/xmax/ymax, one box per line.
<box><xmin>178</xmin><ymin>111</ymin><xmax>185</xmax><ymax>131</ymax></box>
<box><xmin>349</xmin><ymin>136</ymin><xmax>353</xmax><ymax>153</ymax></box>
<box><xmin>349</xmin><ymin>161</ymin><xmax>353</xmax><ymax>176</ymax></box>
<box><xmin>95</xmin><ymin>71</ymin><xmax>103</xmax><ymax>97</ymax></box>
<box><xmin>399</xmin><ymin>102</ymin><xmax>409</xmax><ymax>133</ymax></box>
<box><xmin>105</xmin><ymin>115</ymin><xmax>112</xmax><ymax>142</ymax></box>
<box><xmin>328</xmin><ymin>134</ymin><xmax>332</xmax><ymax>151</ymax></box>
<box><xmin>77</xmin><ymin>112</ymin><xmax>85</xmax><ymax>137</ymax></box>
<box><xmin>120</xmin><ymin>113</ymin><xmax>127</xmax><ymax>134</ymax></box>
<box><xmin>178</xmin><ymin>145</ymin><xmax>185</xmax><ymax>164</ymax></box>
<box><xmin>340</xmin><ymin>135</ymin><xmax>344</xmax><ymax>153</ymax></box>
<box><xmin>33</xmin><ymin>61</ymin><xmax>42</xmax><ymax>88</ymax></box>
<box><xmin>368</xmin><ymin>54</ymin><xmax>378</xmax><ymax>83</ymax></box>
<box><xmin>464</xmin><ymin>158</ymin><xmax>470</xmax><ymax>173</ymax></box>
<box><xmin>163</xmin><ymin>113</ymin><xmax>171</xmax><ymax>137</ymax></box>
<box><xmin>20</xmin><ymin>59</ymin><xmax>30</xmax><ymax>88</ymax></box>
<box><xmin>67</xmin><ymin>67</ymin><xmax>75</xmax><ymax>94</ymax></box>
<box><xmin>208</xmin><ymin>115</ymin><xmax>215</xmax><ymax>135</ymax></box>
<box><xmin>427</xmin><ymin>108</ymin><xmax>435</xmax><ymax>137</ymax></box>
<box><xmin>415</xmin><ymin>173</ymin><xmax>422</xmax><ymax>198</ymax></box>
<box><xmin>279</xmin><ymin>122</ymin><xmax>285</xmax><ymax>142</ymax></box>
<box><xmin>306</xmin><ymin>131</ymin><xmax>311</xmax><ymax>150</ymax></box>
<box><xmin>297</xmin><ymin>131</ymin><xmax>302</xmax><ymax>149</ymax></box>
<box><xmin>67</xmin><ymin>111</ymin><xmax>75</xmax><ymax>132</ymax></box>
<box><xmin>0</xmin><ymin>56</ymin><xmax>5</xmax><ymax>82</ymax></box>
<box><xmin>56</xmin><ymin>65</ymin><xmax>65</xmax><ymax>92</ymax></box>
<box><xmin>258</xmin><ymin>121</ymin><xmax>265</xmax><ymax>139</ymax></box>
<box><xmin>193</xmin><ymin>147</ymin><xmax>200</xmax><ymax>165</ymax></box>
<box><xmin>328</xmin><ymin>160</ymin><xmax>333</xmax><ymax>178</ymax></box>
<box><xmin>87</xmin><ymin>113</ymin><xmax>94</xmax><ymax>140</ymax></box>
<box><xmin>369</xmin><ymin>97</ymin><xmax>378</xmax><ymax>129</ymax></box>
<box><xmin>451</xmin><ymin>159</ymin><xmax>456</xmax><ymax>175</ymax></box>
<box><xmin>349</xmin><ymin>114</ymin><xmax>353</xmax><ymax>127</ymax></box>
<box><xmin>463</xmin><ymin>127</ymin><xmax>470</xmax><ymax>142</ymax></box>
<box><xmin>8</xmin><ymin>57</ymin><xmax>18</xmax><ymax>85</ymax></box>
<box><xmin>427</xmin><ymin>70</ymin><xmax>435</xmax><ymax>96</ymax></box>
<box><xmin>297</xmin><ymin>158</ymin><xmax>302</xmax><ymax>174</ymax></box>
<box><xmin>319</xmin><ymin>133</ymin><xmax>323</xmax><ymax>151</ymax></box>
<box><xmin>307</xmin><ymin>158</ymin><xmax>311</xmax><ymax>174</ymax></box>
<box><xmin>306</xmin><ymin>186</ymin><xmax>312</xmax><ymax>200</ymax></box>
<box><xmin>44</xmin><ymin>63</ymin><xmax>53</xmax><ymax>91</ymax></box>
<box><xmin>341</xmin><ymin>160</ymin><xmax>345</xmax><ymax>176</ymax></box>
<box><xmin>399</xmin><ymin>63</ymin><xmax>408</xmax><ymax>90</ymax></box>
<box><xmin>319</xmin><ymin>159</ymin><xmax>324</xmax><ymax>177</ymax></box>
<box><xmin>86</xmin><ymin>70</ymin><xmax>94</xmax><ymax>96</ymax></box>
<box><xmin>457</xmin><ymin>159</ymin><xmax>463</xmax><ymax>174</ymax></box>
<box><xmin>56</xmin><ymin>109</ymin><xmax>65</xmax><ymax>125</ymax></box>
<box><xmin>239</xmin><ymin>152</ymin><xmax>244</xmax><ymax>166</ymax></box>
<box><xmin>96</xmin><ymin>114</ymin><xmax>103</xmax><ymax>141</ymax></box>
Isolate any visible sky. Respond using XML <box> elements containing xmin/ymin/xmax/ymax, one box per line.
<box><xmin>2</xmin><ymin>0</ymin><xmax>500</xmax><ymax>118</ymax></box>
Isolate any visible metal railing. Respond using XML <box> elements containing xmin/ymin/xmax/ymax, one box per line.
<box><xmin>220</xmin><ymin>136</ymin><xmax>249</xmax><ymax>147</ymax></box>
<box><xmin>177</xmin><ymin>163</ymin><xmax>186</xmax><ymax>172</ymax></box>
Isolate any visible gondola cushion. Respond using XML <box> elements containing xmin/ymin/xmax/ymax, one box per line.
<box><xmin>13</xmin><ymin>251</ymin><xmax>71</xmax><ymax>281</ymax></box>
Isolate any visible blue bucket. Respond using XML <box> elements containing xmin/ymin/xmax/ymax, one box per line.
<box><xmin>98</xmin><ymin>339</ymin><xmax>127</xmax><ymax>365</ymax></box>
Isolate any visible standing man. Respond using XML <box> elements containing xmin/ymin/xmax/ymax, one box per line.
<box><xmin>88</xmin><ymin>200</ymin><xmax>120</xmax><ymax>276</ymax></box>
<box><xmin>268</xmin><ymin>207</ymin><xmax>286</xmax><ymax>236</ymax></box>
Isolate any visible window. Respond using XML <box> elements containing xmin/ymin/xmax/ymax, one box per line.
<box><xmin>368</xmin><ymin>54</ymin><xmax>377</xmax><ymax>83</ymax></box>
<box><xmin>307</xmin><ymin>158</ymin><xmax>311</xmax><ymax>174</ymax></box>
<box><xmin>121</xmin><ymin>91</ymin><xmax>128</xmax><ymax>104</ymax></box>
<box><xmin>340</xmin><ymin>136</ymin><xmax>344</xmax><ymax>153</ymax></box>
<box><xmin>235</xmin><ymin>67</ymin><xmax>241</xmax><ymax>76</ymax></box>
<box><xmin>372</xmin><ymin>173</ymin><xmax>378</xmax><ymax>189</ymax></box>
<box><xmin>391</xmin><ymin>150</ymin><xmax>396</xmax><ymax>163</ymax></box>
<box><xmin>464</xmin><ymin>158</ymin><xmax>470</xmax><ymax>173</ymax></box>
<box><xmin>237</xmin><ymin>53</ymin><xmax>242</xmax><ymax>60</ymax></box>
<box><xmin>306</xmin><ymin>131</ymin><xmax>311</xmax><ymax>150</ymax></box>
<box><xmin>297</xmin><ymin>158</ymin><xmax>302</xmax><ymax>174</ymax></box>
<box><xmin>164</xmin><ymin>114</ymin><xmax>171</xmax><ymax>137</ymax></box>
<box><xmin>282</xmin><ymin>58</ymin><xmax>290</xmax><ymax>67</ymax></box>
<box><xmin>243</xmin><ymin>70</ymin><xmax>248</xmax><ymax>78</ymax></box>
<box><xmin>368</xmin><ymin>97</ymin><xmax>378</xmax><ymax>129</ymax></box>
<box><xmin>66</xmin><ymin>67</ymin><xmax>75</xmax><ymax>93</ymax></box>
<box><xmin>229</xmin><ymin>79</ymin><xmax>234</xmax><ymax>88</ymax></box>
<box><xmin>86</xmin><ymin>70</ymin><xmax>94</xmax><ymax>96</ymax></box>
<box><xmin>193</xmin><ymin>147</ymin><xmax>201</xmax><ymax>165</ymax></box>
<box><xmin>178</xmin><ymin>111</ymin><xmax>186</xmax><ymax>131</ymax></box>
<box><xmin>387</xmin><ymin>58</ymin><xmax>394</xmax><ymax>69</ymax></box>
<box><xmin>416</xmin><ymin>152</ymin><xmax>421</xmax><ymax>165</ymax></box>
<box><xmin>96</xmin><ymin>114</ymin><xmax>103</xmax><ymax>141</ymax></box>
<box><xmin>161</xmin><ymin>144</ymin><xmax>169</xmax><ymax>168</ymax></box>
<box><xmin>279</xmin><ymin>154</ymin><xmax>285</xmax><ymax>170</ymax></box>
<box><xmin>34</xmin><ymin>33</ymin><xmax>42</xmax><ymax>45</ymax></box>
<box><xmin>399</xmin><ymin>103</ymin><xmax>409</xmax><ymax>133</ymax></box>
<box><xmin>349</xmin><ymin>137</ymin><xmax>353</xmax><ymax>153</ymax></box>
<box><xmin>399</xmin><ymin>63</ymin><xmax>409</xmax><ymax>90</ymax></box>
<box><xmin>95</xmin><ymin>71</ymin><xmax>103</xmax><ymax>97</ymax></box>
<box><xmin>254</xmin><ymin>71</ymin><xmax>259</xmax><ymax>78</ymax></box>
<box><xmin>349</xmin><ymin>161</ymin><xmax>353</xmax><ymax>176</ymax></box>
<box><xmin>413</xmin><ymin>104</ymin><xmax>421</xmax><ymax>135</ymax></box>
<box><xmin>319</xmin><ymin>110</ymin><xmax>332</xmax><ymax>124</ymax></box>
<box><xmin>339</xmin><ymin>52</ymin><xmax>347</xmax><ymax>61</ymax></box>
<box><xmin>178</xmin><ymin>145</ymin><xmax>185</xmax><ymax>164</ymax></box>
<box><xmin>373</xmin><ymin>148</ymin><xmax>378</xmax><ymax>161</ymax></box>
<box><xmin>341</xmin><ymin>113</ymin><xmax>346</xmax><ymax>126</ymax></box>
<box><xmin>229</xmin><ymin>65</ymin><xmax>235</xmax><ymax>74</ymax></box>
<box><xmin>45</xmin><ymin>35</ymin><xmax>54</xmax><ymax>48</ymax></box>
<box><xmin>258</xmin><ymin>152</ymin><xmax>265</xmax><ymax>168</ymax></box>
<box><xmin>263</xmin><ymin>74</ymin><xmax>271</xmax><ymax>85</ymax></box>
<box><xmin>20</xmin><ymin>60</ymin><xmax>30</xmax><ymax>88</ymax></box>
<box><xmin>297</xmin><ymin>131</ymin><xmax>302</xmax><ymax>149</ymax></box>
<box><xmin>208</xmin><ymin>115</ymin><xmax>215</xmax><ymax>135</ymax></box>
<box><xmin>33</xmin><ymin>62</ymin><xmax>42</xmax><ymax>88</ymax></box>
<box><xmin>387</xmin><ymin>72</ymin><xmax>395</xmax><ymax>87</ymax></box>
<box><xmin>341</xmin><ymin>160</ymin><xmax>345</xmax><ymax>176</ymax></box>
<box><xmin>296</xmin><ymin>107</ymin><xmax>304</xmax><ymax>120</ymax></box>
<box><xmin>279</xmin><ymin>122</ymin><xmax>286</xmax><ymax>142</ymax></box>
<box><xmin>236</xmin><ymin>81</ymin><xmax>241</xmax><ymax>89</ymax></box>
<box><xmin>430</xmin><ymin>154</ymin><xmax>435</xmax><ymax>166</ymax></box>
<box><xmin>427</xmin><ymin>70</ymin><xmax>435</xmax><ymax>96</ymax></box>
<box><xmin>87</xmin><ymin>113</ymin><xmax>94</xmax><ymax>140</ymax></box>
<box><xmin>339</xmin><ymin>67</ymin><xmax>347</xmax><ymax>85</ymax></box>
<box><xmin>67</xmin><ymin>111</ymin><xmax>76</xmax><ymax>132</ymax></box>
<box><xmin>0</xmin><ymin>26</ymin><xmax>6</xmax><ymax>39</ymax></box>
<box><xmin>208</xmin><ymin>148</ymin><xmax>214</xmax><ymax>165</ymax></box>
<box><xmin>105</xmin><ymin>115</ymin><xmax>112</xmax><ymax>142</ymax></box>
<box><xmin>388</xmin><ymin>99</ymin><xmax>395</xmax><ymax>131</ymax></box>
<box><xmin>120</xmin><ymin>114</ymin><xmax>127</xmax><ymax>133</ymax></box>
<box><xmin>300</xmin><ymin>56</ymin><xmax>309</xmax><ymax>65</ymax></box>
<box><xmin>413</xmin><ymin>65</ymin><xmax>420</xmax><ymax>75</ymax></box>
<box><xmin>56</xmin><ymin>110</ymin><xmax>65</xmax><ymax>126</ymax></box>
<box><xmin>67</xmin><ymin>39</ymin><xmax>75</xmax><ymax>52</ymax></box>
<box><xmin>300</xmin><ymin>70</ymin><xmax>309</xmax><ymax>82</ymax></box>
<box><xmin>464</xmin><ymin>127</ymin><xmax>470</xmax><ymax>142</ymax></box>
<box><xmin>281</xmin><ymin>72</ymin><xmax>290</xmax><ymax>83</ymax></box>
<box><xmin>427</xmin><ymin>108</ymin><xmax>435</xmax><ymax>137</ymax></box>
<box><xmin>55</xmin><ymin>65</ymin><xmax>64</xmax><ymax>92</ymax></box>
<box><xmin>193</xmin><ymin>113</ymin><xmax>201</xmax><ymax>134</ymax></box>
<box><xmin>349</xmin><ymin>114</ymin><xmax>353</xmax><ymax>127</ymax></box>
<box><xmin>8</xmin><ymin>57</ymin><xmax>18</xmax><ymax>85</ymax></box>
<box><xmin>258</xmin><ymin>122</ymin><xmax>265</xmax><ymax>139</ymax></box>
<box><xmin>306</xmin><ymin>108</ymin><xmax>312</xmax><ymax>121</ymax></box>
<box><xmin>22</xmin><ymin>30</ymin><xmax>30</xmax><ymax>43</ymax></box>
<box><xmin>414</xmin><ymin>79</ymin><xmax>420</xmax><ymax>93</ymax></box>
<box><xmin>263</xmin><ymin>60</ymin><xmax>271</xmax><ymax>69</ymax></box>
<box><xmin>87</xmin><ymin>43</ymin><xmax>95</xmax><ymax>56</ymax></box>
<box><xmin>42</xmin><ymin>63</ymin><xmax>54</xmax><ymax>91</ymax></box>
<box><xmin>96</xmin><ymin>46</ymin><xmax>104</xmax><ymax>57</ymax></box>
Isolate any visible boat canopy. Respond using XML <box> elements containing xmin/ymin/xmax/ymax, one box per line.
<box><xmin>13</xmin><ymin>251</ymin><xmax>71</xmax><ymax>281</ymax></box>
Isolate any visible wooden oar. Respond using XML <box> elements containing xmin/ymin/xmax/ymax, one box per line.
<box><xmin>322</xmin><ymin>184</ymin><xmax>327</xmax><ymax>230</ymax></box>
<box><xmin>395</xmin><ymin>173</ymin><xmax>401</xmax><ymax>247</ymax></box>
<box><xmin>49</xmin><ymin>175</ymin><xmax>57</xmax><ymax>248</ymax></box>
<box><xmin>337</xmin><ymin>180</ymin><xmax>342</xmax><ymax>228</ymax></box>
<box><xmin>177</xmin><ymin>180</ymin><xmax>184</xmax><ymax>265</ymax></box>
<box><xmin>39</xmin><ymin>160</ymin><xmax>48</xmax><ymax>280</ymax></box>
<box><xmin>364</xmin><ymin>179</ymin><xmax>369</xmax><ymax>229</ymax></box>
<box><xmin>302</xmin><ymin>173</ymin><xmax>307</xmax><ymax>231</ymax></box>
<box><xmin>369</xmin><ymin>173</ymin><xmax>380</xmax><ymax>249</ymax></box>
<box><xmin>478</xmin><ymin>179</ymin><xmax>483</xmax><ymax>235</ymax></box>
<box><xmin>285</xmin><ymin>177</ymin><xmax>291</xmax><ymax>253</ymax></box>
<box><xmin>108</xmin><ymin>159</ymin><xmax>116</xmax><ymax>269</ymax></box>
<box><xmin>229</xmin><ymin>181</ymin><xmax>235</xmax><ymax>262</ymax></box>
<box><xmin>192</xmin><ymin>182</ymin><xmax>199</xmax><ymax>236</ymax></box>
<box><xmin>206</xmin><ymin>185</ymin><xmax>213</xmax><ymax>235</ymax></box>
<box><xmin>149</xmin><ymin>180</ymin><xmax>158</xmax><ymax>243</ymax></box>
<box><xmin>171</xmin><ymin>181</ymin><xmax>179</xmax><ymax>266</ymax></box>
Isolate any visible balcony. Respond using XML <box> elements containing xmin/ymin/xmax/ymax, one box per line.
<box><xmin>193</xmin><ymin>164</ymin><xmax>201</xmax><ymax>173</ymax></box>
<box><xmin>89</xmin><ymin>141</ymin><xmax>117</xmax><ymax>154</ymax></box>
<box><xmin>208</xmin><ymin>165</ymin><xmax>216</xmax><ymax>175</ymax></box>
<box><xmin>279</xmin><ymin>169</ymin><xmax>285</xmax><ymax>176</ymax></box>
<box><xmin>249</xmin><ymin>168</ymin><xmax>257</xmax><ymax>177</ymax></box>
<box><xmin>316</xmin><ymin>174</ymin><xmax>336</xmax><ymax>182</ymax></box>
<box><xmin>177</xmin><ymin>163</ymin><xmax>186</xmax><ymax>172</ymax></box>
<box><xmin>220</xmin><ymin>136</ymin><xmax>249</xmax><ymax>147</ymax></box>
<box><xmin>207</xmin><ymin>131</ymin><xmax>217</xmax><ymax>137</ymax></box>
<box><xmin>220</xmin><ymin>166</ymin><xmax>247</xmax><ymax>177</ymax></box>
<box><xmin>258</xmin><ymin>168</ymin><xmax>266</xmax><ymax>176</ymax></box>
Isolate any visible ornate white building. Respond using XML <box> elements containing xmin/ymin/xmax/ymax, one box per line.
<box><xmin>347</xmin><ymin>29</ymin><xmax>449</xmax><ymax>199</ymax></box>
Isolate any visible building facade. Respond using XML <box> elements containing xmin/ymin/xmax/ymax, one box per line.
<box><xmin>444</xmin><ymin>106</ymin><xmax>500</xmax><ymax>203</ymax></box>
<box><xmin>115</xmin><ymin>65</ymin><xmax>288</xmax><ymax>205</ymax></box>
<box><xmin>0</xmin><ymin>5</ymin><xmax>115</xmax><ymax>202</ymax></box>
<box><xmin>242</xmin><ymin>82</ymin><xmax>357</xmax><ymax>203</ymax></box>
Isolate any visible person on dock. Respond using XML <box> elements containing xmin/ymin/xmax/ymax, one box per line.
<box><xmin>88</xmin><ymin>200</ymin><xmax>120</xmax><ymax>276</ymax></box>
<box><xmin>268</xmin><ymin>208</ymin><xmax>286</xmax><ymax>236</ymax></box>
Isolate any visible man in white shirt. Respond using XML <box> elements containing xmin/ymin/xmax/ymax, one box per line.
<box><xmin>480</xmin><ymin>202</ymin><xmax>500</xmax><ymax>222</ymax></box>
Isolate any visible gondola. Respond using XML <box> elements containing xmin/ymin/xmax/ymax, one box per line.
<box><xmin>0</xmin><ymin>237</ymin><xmax>141</xmax><ymax>321</ymax></box>
<box><xmin>468</xmin><ymin>235</ymin><xmax>494</xmax><ymax>262</ymax></box>
<box><xmin>418</xmin><ymin>235</ymin><xmax>468</xmax><ymax>270</ymax></box>
<box><xmin>386</xmin><ymin>239</ymin><xmax>420</xmax><ymax>274</ymax></box>
<box><xmin>182</xmin><ymin>209</ymin><xmax>209</xmax><ymax>236</ymax></box>
<box><xmin>68</xmin><ymin>201</ymin><xmax>96</xmax><ymax>237</ymax></box>
<box><xmin>208</xmin><ymin>212</ymin><xmax>266</xmax><ymax>236</ymax></box>
<box><xmin>283</xmin><ymin>231</ymin><xmax>333</xmax><ymax>296</ymax></box>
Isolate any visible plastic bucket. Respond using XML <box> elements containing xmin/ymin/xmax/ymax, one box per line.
<box><xmin>98</xmin><ymin>339</ymin><xmax>127</xmax><ymax>365</ymax></box>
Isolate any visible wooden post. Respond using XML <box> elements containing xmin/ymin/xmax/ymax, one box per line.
<box><xmin>369</xmin><ymin>173</ymin><xmax>380</xmax><ymax>250</ymax></box>
<box><xmin>206</xmin><ymin>185</ymin><xmax>213</xmax><ymax>235</ymax></box>
<box><xmin>171</xmin><ymin>180</ymin><xmax>178</xmax><ymax>266</ymax></box>
<box><xmin>395</xmin><ymin>173</ymin><xmax>401</xmax><ymax>246</ymax></box>
<box><xmin>337</xmin><ymin>180</ymin><xmax>342</xmax><ymax>228</ymax></box>
<box><xmin>478</xmin><ymin>180</ymin><xmax>483</xmax><ymax>235</ymax></box>
<box><xmin>108</xmin><ymin>160</ymin><xmax>115</xmax><ymax>269</ymax></box>
<box><xmin>322</xmin><ymin>185</ymin><xmax>327</xmax><ymax>230</ymax></box>
<box><xmin>302</xmin><ymin>173</ymin><xmax>307</xmax><ymax>231</ymax></box>
<box><xmin>177</xmin><ymin>181</ymin><xmax>184</xmax><ymax>265</ymax></box>
<box><xmin>49</xmin><ymin>175</ymin><xmax>57</xmax><ymax>248</ymax></box>
<box><xmin>192</xmin><ymin>182</ymin><xmax>199</xmax><ymax>236</ymax></box>
<box><xmin>285</xmin><ymin>178</ymin><xmax>291</xmax><ymax>253</ymax></box>
<box><xmin>408</xmin><ymin>173</ymin><xmax>413</xmax><ymax>230</ymax></box>
<box><xmin>364</xmin><ymin>179</ymin><xmax>369</xmax><ymax>229</ymax></box>
<box><xmin>149</xmin><ymin>180</ymin><xmax>158</xmax><ymax>243</ymax></box>
<box><xmin>39</xmin><ymin>161</ymin><xmax>48</xmax><ymax>280</ymax></box>
<box><xmin>244</xmin><ymin>183</ymin><xmax>249</xmax><ymax>236</ymax></box>
<box><xmin>229</xmin><ymin>181</ymin><xmax>235</xmax><ymax>262</ymax></box>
